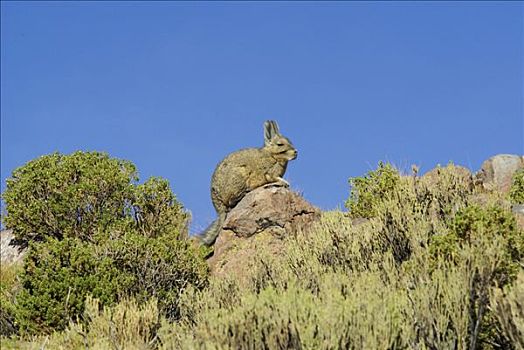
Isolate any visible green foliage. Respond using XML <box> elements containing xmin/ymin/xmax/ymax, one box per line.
<box><xmin>345</xmin><ymin>162</ymin><xmax>401</xmax><ymax>218</ymax></box>
<box><xmin>509</xmin><ymin>168</ymin><xmax>524</xmax><ymax>204</ymax></box>
<box><xmin>428</xmin><ymin>205</ymin><xmax>524</xmax><ymax>349</ymax></box>
<box><xmin>431</xmin><ymin>205</ymin><xmax>524</xmax><ymax>286</ymax></box>
<box><xmin>15</xmin><ymin>237</ymin><xmax>127</xmax><ymax>334</ymax></box>
<box><xmin>2</xmin><ymin>152</ymin><xmax>137</xmax><ymax>243</ymax></box>
<box><xmin>345</xmin><ymin>163</ymin><xmax>476</xmax><ymax>266</ymax></box>
<box><xmin>133</xmin><ymin>177</ymin><xmax>188</xmax><ymax>239</ymax></box>
<box><xmin>14</xmin><ymin>230</ymin><xmax>208</xmax><ymax>335</ymax></box>
<box><xmin>1</xmin><ymin>151</ymin><xmax>207</xmax><ymax>336</ymax></box>
<box><xmin>102</xmin><ymin>231</ymin><xmax>209</xmax><ymax>320</ymax></box>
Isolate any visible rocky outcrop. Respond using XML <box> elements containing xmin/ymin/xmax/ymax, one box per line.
<box><xmin>207</xmin><ymin>184</ymin><xmax>321</xmax><ymax>280</ymax></box>
<box><xmin>476</xmin><ymin>154</ymin><xmax>524</xmax><ymax>193</ymax></box>
<box><xmin>1</xmin><ymin>230</ymin><xmax>26</xmax><ymax>265</ymax></box>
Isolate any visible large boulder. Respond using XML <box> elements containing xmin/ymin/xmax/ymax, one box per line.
<box><xmin>207</xmin><ymin>184</ymin><xmax>321</xmax><ymax>281</ymax></box>
<box><xmin>476</xmin><ymin>154</ymin><xmax>524</xmax><ymax>193</ymax></box>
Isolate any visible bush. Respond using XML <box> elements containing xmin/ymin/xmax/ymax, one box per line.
<box><xmin>103</xmin><ymin>231</ymin><xmax>209</xmax><ymax>320</ymax></box>
<box><xmin>1</xmin><ymin>151</ymin><xmax>208</xmax><ymax>335</ymax></box>
<box><xmin>166</xmin><ymin>238</ymin><xmax>473</xmax><ymax>349</ymax></box>
<box><xmin>431</xmin><ymin>205</ymin><xmax>524</xmax><ymax>286</ymax></box>
<box><xmin>344</xmin><ymin>163</ymin><xmax>476</xmax><ymax>266</ymax></box>
<box><xmin>15</xmin><ymin>230</ymin><xmax>208</xmax><ymax>335</ymax></box>
<box><xmin>2</xmin><ymin>152</ymin><xmax>137</xmax><ymax>244</ymax></box>
<box><xmin>133</xmin><ymin>177</ymin><xmax>188</xmax><ymax>239</ymax></box>
<box><xmin>428</xmin><ymin>205</ymin><xmax>524</xmax><ymax>349</ymax></box>
<box><xmin>345</xmin><ymin>162</ymin><xmax>401</xmax><ymax>219</ymax></box>
<box><xmin>2</xmin><ymin>151</ymin><xmax>190</xmax><ymax>244</ymax></box>
<box><xmin>15</xmin><ymin>236</ymin><xmax>127</xmax><ymax>334</ymax></box>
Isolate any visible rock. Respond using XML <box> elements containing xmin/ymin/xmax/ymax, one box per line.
<box><xmin>207</xmin><ymin>184</ymin><xmax>321</xmax><ymax>281</ymax></box>
<box><xmin>476</xmin><ymin>154</ymin><xmax>524</xmax><ymax>193</ymax></box>
<box><xmin>1</xmin><ymin>229</ymin><xmax>26</xmax><ymax>265</ymax></box>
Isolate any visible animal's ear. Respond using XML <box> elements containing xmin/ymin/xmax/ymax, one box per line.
<box><xmin>270</xmin><ymin>121</ymin><xmax>281</xmax><ymax>136</ymax></box>
<box><xmin>264</xmin><ymin>120</ymin><xmax>276</xmax><ymax>144</ymax></box>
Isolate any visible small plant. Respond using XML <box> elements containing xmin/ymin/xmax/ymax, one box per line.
<box><xmin>345</xmin><ymin>162</ymin><xmax>401</xmax><ymax>219</ymax></box>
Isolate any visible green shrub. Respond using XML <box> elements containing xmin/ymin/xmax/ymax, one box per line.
<box><xmin>2</xmin><ymin>152</ymin><xmax>207</xmax><ymax>335</ymax></box>
<box><xmin>344</xmin><ymin>163</ymin><xmax>477</xmax><ymax>266</ymax></box>
<box><xmin>509</xmin><ymin>168</ymin><xmax>524</xmax><ymax>204</ymax></box>
<box><xmin>133</xmin><ymin>177</ymin><xmax>188</xmax><ymax>239</ymax></box>
<box><xmin>428</xmin><ymin>204</ymin><xmax>524</xmax><ymax>348</ymax></box>
<box><xmin>1</xmin><ymin>151</ymin><xmax>191</xmax><ymax>244</ymax></box>
<box><xmin>14</xmin><ymin>230</ymin><xmax>208</xmax><ymax>335</ymax></box>
<box><xmin>2</xmin><ymin>152</ymin><xmax>137</xmax><ymax>243</ymax></box>
<box><xmin>431</xmin><ymin>205</ymin><xmax>524</xmax><ymax>286</ymax></box>
<box><xmin>103</xmin><ymin>231</ymin><xmax>209</xmax><ymax>320</ymax></box>
<box><xmin>419</xmin><ymin>163</ymin><xmax>474</xmax><ymax>222</ymax></box>
<box><xmin>345</xmin><ymin>162</ymin><xmax>401</xmax><ymax>219</ymax></box>
<box><xmin>15</xmin><ymin>236</ymin><xmax>128</xmax><ymax>334</ymax></box>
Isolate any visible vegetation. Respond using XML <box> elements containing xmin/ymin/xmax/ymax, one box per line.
<box><xmin>509</xmin><ymin>168</ymin><xmax>524</xmax><ymax>204</ymax></box>
<box><xmin>2</xmin><ymin>152</ymin><xmax>137</xmax><ymax>244</ymax></box>
<box><xmin>0</xmin><ymin>264</ymin><xmax>21</xmax><ymax>337</ymax></box>
<box><xmin>1</xmin><ymin>152</ymin><xmax>208</xmax><ymax>336</ymax></box>
<box><xmin>2</xmin><ymin>154</ymin><xmax>523</xmax><ymax>349</ymax></box>
<box><xmin>345</xmin><ymin>161</ymin><xmax>401</xmax><ymax>219</ymax></box>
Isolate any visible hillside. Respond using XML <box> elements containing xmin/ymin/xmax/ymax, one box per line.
<box><xmin>1</xmin><ymin>153</ymin><xmax>523</xmax><ymax>350</ymax></box>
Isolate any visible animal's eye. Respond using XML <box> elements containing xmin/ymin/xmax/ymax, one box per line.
<box><xmin>276</xmin><ymin>142</ymin><xmax>284</xmax><ymax>146</ymax></box>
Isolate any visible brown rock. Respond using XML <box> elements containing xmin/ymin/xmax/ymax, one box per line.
<box><xmin>1</xmin><ymin>230</ymin><xmax>26</xmax><ymax>265</ymax></box>
<box><xmin>476</xmin><ymin>154</ymin><xmax>524</xmax><ymax>193</ymax></box>
<box><xmin>207</xmin><ymin>184</ymin><xmax>320</xmax><ymax>281</ymax></box>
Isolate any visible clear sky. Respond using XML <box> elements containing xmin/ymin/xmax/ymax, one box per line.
<box><xmin>1</xmin><ymin>2</ymin><xmax>523</xmax><ymax>233</ymax></box>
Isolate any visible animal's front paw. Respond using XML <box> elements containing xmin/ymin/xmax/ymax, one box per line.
<box><xmin>263</xmin><ymin>177</ymin><xmax>290</xmax><ymax>189</ymax></box>
<box><xmin>278</xmin><ymin>178</ymin><xmax>290</xmax><ymax>187</ymax></box>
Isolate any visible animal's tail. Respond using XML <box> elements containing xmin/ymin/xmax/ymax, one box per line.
<box><xmin>198</xmin><ymin>213</ymin><xmax>226</xmax><ymax>246</ymax></box>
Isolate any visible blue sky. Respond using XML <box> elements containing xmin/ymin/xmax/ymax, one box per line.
<box><xmin>1</xmin><ymin>2</ymin><xmax>523</xmax><ymax>233</ymax></box>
